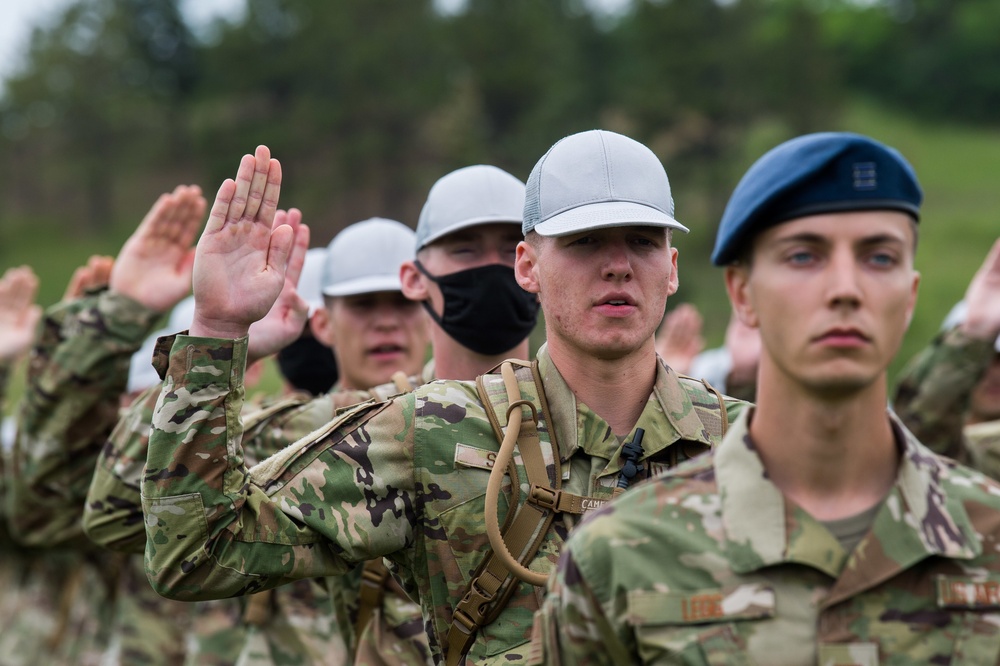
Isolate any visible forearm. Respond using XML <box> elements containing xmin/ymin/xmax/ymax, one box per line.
<box><xmin>9</xmin><ymin>291</ymin><xmax>159</xmax><ymax>545</ymax></box>
<box><xmin>892</xmin><ymin>328</ymin><xmax>993</xmax><ymax>461</ymax></box>
<box><xmin>86</xmin><ymin>383</ymin><xmax>324</xmax><ymax>552</ymax></box>
<box><xmin>142</xmin><ymin>335</ymin><xmax>368</xmax><ymax>599</ymax></box>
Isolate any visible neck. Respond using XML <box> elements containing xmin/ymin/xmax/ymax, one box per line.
<box><xmin>749</xmin><ymin>360</ymin><xmax>898</xmax><ymax>521</ymax></box>
<box><xmin>430</xmin><ymin>327</ymin><xmax>530</xmax><ymax>381</ymax></box>
<box><xmin>546</xmin><ymin>337</ymin><xmax>657</xmax><ymax>437</ymax></box>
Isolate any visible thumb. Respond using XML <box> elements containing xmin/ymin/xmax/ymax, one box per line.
<box><xmin>266</xmin><ymin>224</ymin><xmax>295</xmax><ymax>277</ymax></box>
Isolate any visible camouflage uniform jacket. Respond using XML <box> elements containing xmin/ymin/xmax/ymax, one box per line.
<box><xmin>87</xmin><ymin>337</ymin><xmax>429</xmax><ymax>665</ymax></box>
<box><xmin>2</xmin><ymin>291</ymin><xmax>150</xmax><ymax>664</ymax></box>
<box><xmin>532</xmin><ymin>407</ymin><xmax>1000</xmax><ymax>665</ymax></box>
<box><xmin>142</xmin><ymin>334</ymin><xmax>745</xmax><ymax>665</ymax></box>
<box><xmin>894</xmin><ymin>326</ymin><xmax>1000</xmax><ymax>476</ymax></box>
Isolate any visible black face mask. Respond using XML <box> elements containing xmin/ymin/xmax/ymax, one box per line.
<box><xmin>414</xmin><ymin>261</ymin><xmax>539</xmax><ymax>356</ymax></box>
<box><xmin>276</xmin><ymin>331</ymin><xmax>339</xmax><ymax>396</ymax></box>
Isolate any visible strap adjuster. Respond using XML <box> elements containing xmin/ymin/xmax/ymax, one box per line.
<box><xmin>452</xmin><ymin>608</ymin><xmax>477</xmax><ymax>635</ymax></box>
<box><xmin>528</xmin><ymin>484</ymin><xmax>557</xmax><ymax>510</ymax></box>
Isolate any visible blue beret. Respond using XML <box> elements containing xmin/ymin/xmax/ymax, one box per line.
<box><xmin>712</xmin><ymin>132</ymin><xmax>923</xmax><ymax>265</ymax></box>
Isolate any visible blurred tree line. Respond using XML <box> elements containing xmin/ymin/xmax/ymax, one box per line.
<box><xmin>0</xmin><ymin>0</ymin><xmax>998</xmax><ymax>299</ymax></box>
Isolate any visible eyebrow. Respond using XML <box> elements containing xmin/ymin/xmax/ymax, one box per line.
<box><xmin>772</xmin><ymin>232</ymin><xmax>908</xmax><ymax>248</ymax></box>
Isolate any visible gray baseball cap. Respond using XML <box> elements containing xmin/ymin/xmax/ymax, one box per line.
<box><xmin>298</xmin><ymin>247</ymin><xmax>328</xmax><ymax>315</ymax></box>
<box><xmin>321</xmin><ymin>217</ymin><xmax>415</xmax><ymax>297</ymax></box>
<box><xmin>523</xmin><ymin>129</ymin><xmax>688</xmax><ymax>237</ymax></box>
<box><xmin>415</xmin><ymin>165</ymin><xmax>525</xmax><ymax>250</ymax></box>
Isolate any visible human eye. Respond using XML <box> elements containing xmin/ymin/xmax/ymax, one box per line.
<box><xmin>567</xmin><ymin>235</ymin><xmax>597</xmax><ymax>247</ymax></box>
<box><xmin>866</xmin><ymin>249</ymin><xmax>900</xmax><ymax>269</ymax></box>
<box><xmin>784</xmin><ymin>248</ymin><xmax>818</xmax><ymax>266</ymax></box>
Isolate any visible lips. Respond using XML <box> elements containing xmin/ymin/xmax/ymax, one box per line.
<box><xmin>367</xmin><ymin>343</ymin><xmax>405</xmax><ymax>357</ymax></box>
<box><xmin>814</xmin><ymin>327</ymin><xmax>870</xmax><ymax>344</ymax></box>
<box><xmin>596</xmin><ymin>293</ymin><xmax>637</xmax><ymax>307</ymax></box>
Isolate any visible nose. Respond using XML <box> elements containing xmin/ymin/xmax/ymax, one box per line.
<box><xmin>372</xmin><ymin>303</ymin><xmax>403</xmax><ymax>330</ymax></box>
<box><xmin>825</xmin><ymin>248</ymin><xmax>862</xmax><ymax>309</ymax></box>
<box><xmin>602</xmin><ymin>241</ymin><xmax>633</xmax><ymax>282</ymax></box>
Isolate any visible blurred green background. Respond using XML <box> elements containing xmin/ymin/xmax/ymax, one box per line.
<box><xmin>2</xmin><ymin>0</ymin><xmax>999</xmax><ymax>405</ymax></box>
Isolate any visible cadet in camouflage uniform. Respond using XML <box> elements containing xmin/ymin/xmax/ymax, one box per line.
<box><xmin>138</xmin><ymin>133</ymin><xmax>745</xmax><ymax>665</ymax></box>
<box><xmin>1</xmin><ymin>259</ymin><xmax>120</xmax><ymax>666</ymax></box>
<box><xmin>533</xmin><ymin>132</ymin><xmax>1000</xmax><ymax>665</ymax></box>
<box><xmin>78</xmin><ymin>208</ymin><xmax>415</xmax><ymax>664</ymax></box>
<box><xmin>893</xmin><ymin>237</ymin><xmax>1000</xmax><ymax>478</ymax></box>
<box><xmin>4</xmin><ymin>188</ymin><xmax>249</xmax><ymax>665</ymax></box>
<box><xmin>94</xmin><ymin>163</ymin><xmax>539</xmax><ymax>665</ymax></box>
<box><xmin>8</xmin><ymin>189</ymin><xmax>342</xmax><ymax>665</ymax></box>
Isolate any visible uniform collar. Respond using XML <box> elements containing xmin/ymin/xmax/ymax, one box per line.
<box><xmin>718</xmin><ymin>408</ymin><xmax>980</xmax><ymax>593</ymax></box>
<box><xmin>535</xmin><ymin>344</ymin><xmax>714</xmax><ymax>465</ymax></box>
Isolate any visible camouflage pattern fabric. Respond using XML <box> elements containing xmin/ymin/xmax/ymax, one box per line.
<box><xmin>141</xmin><ymin>334</ymin><xmax>745</xmax><ymax>665</ymax></box>
<box><xmin>86</xmin><ymin>335</ymin><xmax>429</xmax><ymax>665</ymax></box>
<box><xmin>11</xmin><ymin>292</ymin><xmax>336</xmax><ymax>666</ymax></box>
<box><xmin>893</xmin><ymin>327</ymin><xmax>995</xmax><ymax>466</ymax></box>
<box><xmin>531</xmin><ymin>407</ymin><xmax>1000</xmax><ymax>665</ymax></box>
<box><xmin>0</xmin><ymin>294</ymin><xmax>140</xmax><ymax>665</ymax></box>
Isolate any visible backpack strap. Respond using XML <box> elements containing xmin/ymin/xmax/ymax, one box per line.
<box><xmin>446</xmin><ymin>360</ymin><xmax>597</xmax><ymax>665</ymax></box>
<box><xmin>243</xmin><ymin>589</ymin><xmax>274</xmax><ymax>627</ymax></box>
<box><xmin>354</xmin><ymin>558</ymin><xmax>393</xmax><ymax>638</ymax></box>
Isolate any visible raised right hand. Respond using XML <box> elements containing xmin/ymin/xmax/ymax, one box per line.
<box><xmin>962</xmin><ymin>237</ymin><xmax>1000</xmax><ymax>342</ymax></box>
<box><xmin>190</xmin><ymin>145</ymin><xmax>292</xmax><ymax>339</ymax></box>
<box><xmin>0</xmin><ymin>266</ymin><xmax>43</xmax><ymax>362</ymax></box>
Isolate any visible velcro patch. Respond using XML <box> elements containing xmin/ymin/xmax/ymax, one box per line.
<box><xmin>627</xmin><ymin>583</ymin><xmax>775</xmax><ymax>626</ymax></box>
<box><xmin>817</xmin><ymin>642</ymin><xmax>879</xmax><ymax>666</ymax></box>
<box><xmin>454</xmin><ymin>443</ymin><xmax>499</xmax><ymax>471</ymax></box>
<box><xmin>937</xmin><ymin>575</ymin><xmax>1000</xmax><ymax>609</ymax></box>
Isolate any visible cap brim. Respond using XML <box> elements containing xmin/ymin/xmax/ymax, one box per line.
<box><xmin>532</xmin><ymin>201</ymin><xmax>688</xmax><ymax>237</ymax></box>
<box><xmin>321</xmin><ymin>275</ymin><xmax>402</xmax><ymax>297</ymax></box>
<box><xmin>418</xmin><ymin>216</ymin><xmax>522</xmax><ymax>249</ymax></box>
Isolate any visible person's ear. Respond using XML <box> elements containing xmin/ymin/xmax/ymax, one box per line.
<box><xmin>309</xmin><ymin>306</ymin><xmax>336</xmax><ymax>346</ymax></box>
<box><xmin>400</xmin><ymin>260</ymin><xmax>429</xmax><ymax>301</ymax></box>
<box><xmin>724</xmin><ymin>265</ymin><xmax>759</xmax><ymax>329</ymax></box>
<box><xmin>904</xmin><ymin>270</ymin><xmax>921</xmax><ymax>329</ymax></box>
<box><xmin>515</xmin><ymin>241</ymin><xmax>540</xmax><ymax>294</ymax></box>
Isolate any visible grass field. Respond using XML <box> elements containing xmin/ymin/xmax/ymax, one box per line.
<box><xmin>3</xmin><ymin>97</ymin><xmax>1000</xmax><ymax>415</ymax></box>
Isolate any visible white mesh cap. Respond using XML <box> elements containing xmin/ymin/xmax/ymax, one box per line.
<box><xmin>416</xmin><ymin>165</ymin><xmax>525</xmax><ymax>250</ymax></box>
<box><xmin>320</xmin><ymin>217</ymin><xmax>414</xmax><ymax>297</ymax></box>
<box><xmin>298</xmin><ymin>247</ymin><xmax>327</xmax><ymax>315</ymax></box>
<box><xmin>941</xmin><ymin>300</ymin><xmax>1000</xmax><ymax>352</ymax></box>
<box><xmin>523</xmin><ymin>129</ymin><xmax>688</xmax><ymax>237</ymax></box>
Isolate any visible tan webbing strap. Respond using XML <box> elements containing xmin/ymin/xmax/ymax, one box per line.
<box><xmin>243</xmin><ymin>589</ymin><xmax>274</xmax><ymax>627</ymax></box>
<box><xmin>390</xmin><ymin>371</ymin><xmax>414</xmax><ymax>394</ymax></box>
<box><xmin>700</xmin><ymin>378</ymin><xmax>729</xmax><ymax>438</ymax></box>
<box><xmin>445</xmin><ymin>360</ymin><xmax>563</xmax><ymax>666</ymax></box>
<box><xmin>48</xmin><ymin>562</ymin><xmax>84</xmax><ymax>651</ymax></box>
<box><xmin>354</xmin><ymin>558</ymin><xmax>392</xmax><ymax>638</ymax></box>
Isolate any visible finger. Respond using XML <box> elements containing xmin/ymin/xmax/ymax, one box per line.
<box><xmin>284</xmin><ymin>218</ymin><xmax>309</xmax><ymax>288</ymax></box>
<box><xmin>91</xmin><ymin>256</ymin><xmax>114</xmax><ymax>286</ymax></box>
<box><xmin>228</xmin><ymin>153</ymin><xmax>258</xmax><ymax>224</ymax></box>
<box><xmin>205</xmin><ymin>179</ymin><xmax>237</xmax><ymax>234</ymax></box>
<box><xmin>63</xmin><ymin>265</ymin><xmax>89</xmax><ymax>301</ymax></box>
<box><xmin>242</xmin><ymin>145</ymin><xmax>273</xmax><ymax>223</ymax></box>
<box><xmin>273</xmin><ymin>209</ymin><xmax>288</xmax><ymax>230</ymax></box>
<box><xmin>256</xmin><ymin>157</ymin><xmax>281</xmax><ymax>227</ymax></box>
<box><xmin>148</xmin><ymin>190</ymin><xmax>184</xmax><ymax>244</ymax></box>
<box><xmin>265</xmin><ymin>223</ymin><xmax>295</xmax><ymax>278</ymax></box>
<box><xmin>981</xmin><ymin>237</ymin><xmax>1000</xmax><ymax>276</ymax></box>
<box><xmin>174</xmin><ymin>186</ymin><xmax>206</xmax><ymax>251</ymax></box>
